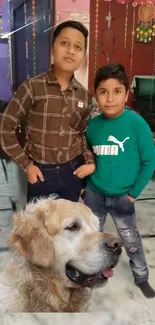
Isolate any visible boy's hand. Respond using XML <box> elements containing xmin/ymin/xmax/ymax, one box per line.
<box><xmin>26</xmin><ymin>165</ymin><xmax>44</xmax><ymax>184</ymax></box>
<box><xmin>73</xmin><ymin>163</ymin><xmax>96</xmax><ymax>179</ymax></box>
<box><xmin>128</xmin><ymin>195</ymin><xmax>136</xmax><ymax>203</ymax></box>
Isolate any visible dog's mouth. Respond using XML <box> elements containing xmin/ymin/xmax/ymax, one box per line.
<box><xmin>66</xmin><ymin>262</ymin><xmax>116</xmax><ymax>287</ymax></box>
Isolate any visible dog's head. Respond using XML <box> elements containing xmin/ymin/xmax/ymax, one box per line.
<box><xmin>10</xmin><ymin>197</ymin><xmax>122</xmax><ymax>288</ymax></box>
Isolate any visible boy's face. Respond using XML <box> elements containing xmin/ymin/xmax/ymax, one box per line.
<box><xmin>96</xmin><ymin>78</ymin><xmax>129</xmax><ymax>118</ymax></box>
<box><xmin>52</xmin><ymin>27</ymin><xmax>86</xmax><ymax>73</ymax></box>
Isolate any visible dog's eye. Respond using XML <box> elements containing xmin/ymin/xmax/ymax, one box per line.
<box><xmin>65</xmin><ymin>223</ymin><xmax>79</xmax><ymax>231</ymax></box>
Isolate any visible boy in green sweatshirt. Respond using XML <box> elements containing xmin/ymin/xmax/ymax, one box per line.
<box><xmin>74</xmin><ymin>63</ymin><xmax>155</xmax><ymax>298</ymax></box>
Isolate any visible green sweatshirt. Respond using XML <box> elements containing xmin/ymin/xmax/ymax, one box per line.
<box><xmin>86</xmin><ymin>108</ymin><xmax>155</xmax><ymax>198</ymax></box>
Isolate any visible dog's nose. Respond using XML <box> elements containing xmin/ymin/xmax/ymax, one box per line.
<box><xmin>106</xmin><ymin>237</ymin><xmax>122</xmax><ymax>255</ymax></box>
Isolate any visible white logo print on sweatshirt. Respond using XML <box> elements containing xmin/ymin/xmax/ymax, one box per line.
<box><xmin>92</xmin><ymin>135</ymin><xmax>130</xmax><ymax>156</ymax></box>
<box><xmin>108</xmin><ymin>135</ymin><xmax>130</xmax><ymax>152</ymax></box>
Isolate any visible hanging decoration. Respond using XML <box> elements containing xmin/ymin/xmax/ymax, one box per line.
<box><xmin>101</xmin><ymin>1</ymin><xmax>115</xmax><ymax>64</ymax></box>
<box><xmin>135</xmin><ymin>3</ymin><xmax>155</xmax><ymax>43</ymax></box>
<box><xmin>7</xmin><ymin>0</ymin><xmax>13</xmax><ymax>97</ymax></box>
<box><xmin>101</xmin><ymin>30</ymin><xmax>115</xmax><ymax>64</ymax></box>
<box><xmin>94</xmin><ymin>0</ymin><xmax>99</xmax><ymax>76</ymax></box>
<box><xmin>24</xmin><ymin>0</ymin><xmax>29</xmax><ymax>79</ymax></box>
<box><xmin>124</xmin><ymin>4</ymin><xmax>129</xmax><ymax>49</ymax></box>
<box><xmin>129</xmin><ymin>2</ymin><xmax>137</xmax><ymax>79</ymax></box>
<box><xmin>0</xmin><ymin>0</ymin><xmax>3</xmax><ymax>33</ymax></box>
<box><xmin>105</xmin><ymin>0</ymin><xmax>112</xmax><ymax>28</ymax></box>
<box><xmin>32</xmin><ymin>0</ymin><xmax>36</xmax><ymax>76</ymax></box>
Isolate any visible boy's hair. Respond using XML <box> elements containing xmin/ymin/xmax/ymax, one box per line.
<box><xmin>52</xmin><ymin>20</ymin><xmax>88</xmax><ymax>52</ymax></box>
<box><xmin>94</xmin><ymin>63</ymin><xmax>129</xmax><ymax>93</ymax></box>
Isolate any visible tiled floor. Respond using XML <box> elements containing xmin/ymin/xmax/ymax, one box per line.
<box><xmin>0</xmin><ymin>179</ymin><xmax>155</xmax><ymax>324</ymax></box>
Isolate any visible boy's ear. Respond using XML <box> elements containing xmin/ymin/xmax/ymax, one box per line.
<box><xmin>125</xmin><ymin>89</ymin><xmax>129</xmax><ymax>102</ymax></box>
<box><xmin>51</xmin><ymin>46</ymin><xmax>54</xmax><ymax>57</ymax></box>
<box><xmin>50</xmin><ymin>48</ymin><xmax>54</xmax><ymax>64</ymax></box>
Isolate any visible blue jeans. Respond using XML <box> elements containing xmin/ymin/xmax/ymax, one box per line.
<box><xmin>27</xmin><ymin>155</ymin><xmax>86</xmax><ymax>203</ymax></box>
<box><xmin>83</xmin><ymin>187</ymin><xmax>148</xmax><ymax>284</ymax></box>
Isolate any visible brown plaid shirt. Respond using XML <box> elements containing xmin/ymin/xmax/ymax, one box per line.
<box><xmin>0</xmin><ymin>68</ymin><xmax>94</xmax><ymax>171</ymax></box>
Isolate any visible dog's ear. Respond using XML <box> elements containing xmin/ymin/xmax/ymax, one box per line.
<box><xmin>9</xmin><ymin>200</ymin><xmax>57</xmax><ymax>267</ymax></box>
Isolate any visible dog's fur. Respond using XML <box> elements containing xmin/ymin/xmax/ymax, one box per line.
<box><xmin>0</xmin><ymin>197</ymin><xmax>121</xmax><ymax>312</ymax></box>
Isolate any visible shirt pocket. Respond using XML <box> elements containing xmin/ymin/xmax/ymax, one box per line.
<box><xmin>69</xmin><ymin>99</ymin><xmax>86</xmax><ymax>130</ymax></box>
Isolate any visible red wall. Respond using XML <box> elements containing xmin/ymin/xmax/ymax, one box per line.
<box><xmin>89</xmin><ymin>0</ymin><xmax>155</xmax><ymax>104</ymax></box>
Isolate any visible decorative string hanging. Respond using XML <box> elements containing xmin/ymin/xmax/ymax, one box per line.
<box><xmin>94</xmin><ymin>0</ymin><xmax>99</xmax><ymax>76</ymax></box>
<box><xmin>124</xmin><ymin>3</ymin><xmax>129</xmax><ymax>49</ymax></box>
<box><xmin>129</xmin><ymin>1</ymin><xmax>136</xmax><ymax>79</ymax></box>
<box><xmin>101</xmin><ymin>1</ymin><xmax>116</xmax><ymax>64</ymax></box>
<box><xmin>32</xmin><ymin>0</ymin><xmax>36</xmax><ymax>76</ymax></box>
<box><xmin>6</xmin><ymin>0</ymin><xmax>13</xmax><ymax>98</ymax></box>
<box><xmin>24</xmin><ymin>0</ymin><xmax>29</xmax><ymax>79</ymax></box>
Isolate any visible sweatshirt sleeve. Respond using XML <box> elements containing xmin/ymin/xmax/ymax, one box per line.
<box><xmin>129</xmin><ymin>117</ymin><xmax>155</xmax><ymax>198</ymax></box>
<box><xmin>0</xmin><ymin>80</ymin><xmax>34</xmax><ymax>171</ymax></box>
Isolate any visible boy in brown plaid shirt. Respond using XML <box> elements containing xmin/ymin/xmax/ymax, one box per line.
<box><xmin>0</xmin><ymin>20</ymin><xmax>95</xmax><ymax>202</ymax></box>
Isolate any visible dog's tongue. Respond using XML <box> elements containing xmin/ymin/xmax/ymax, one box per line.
<box><xmin>103</xmin><ymin>268</ymin><xmax>113</xmax><ymax>278</ymax></box>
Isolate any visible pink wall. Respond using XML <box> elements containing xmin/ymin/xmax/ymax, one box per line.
<box><xmin>56</xmin><ymin>0</ymin><xmax>90</xmax><ymax>12</ymax></box>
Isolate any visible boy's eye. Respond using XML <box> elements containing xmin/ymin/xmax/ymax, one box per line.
<box><xmin>101</xmin><ymin>90</ymin><xmax>106</xmax><ymax>95</ymax></box>
<box><xmin>115</xmin><ymin>89</ymin><xmax>121</xmax><ymax>94</ymax></box>
<box><xmin>75</xmin><ymin>45</ymin><xmax>82</xmax><ymax>51</ymax></box>
<box><xmin>61</xmin><ymin>41</ymin><xmax>68</xmax><ymax>46</ymax></box>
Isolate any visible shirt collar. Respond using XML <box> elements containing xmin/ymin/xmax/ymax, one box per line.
<box><xmin>45</xmin><ymin>65</ymin><xmax>80</xmax><ymax>90</ymax></box>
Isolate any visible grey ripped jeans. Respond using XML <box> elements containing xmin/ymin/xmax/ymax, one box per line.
<box><xmin>83</xmin><ymin>187</ymin><xmax>148</xmax><ymax>285</ymax></box>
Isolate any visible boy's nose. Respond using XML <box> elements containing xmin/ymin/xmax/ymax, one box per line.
<box><xmin>67</xmin><ymin>46</ymin><xmax>74</xmax><ymax>54</ymax></box>
<box><xmin>107</xmin><ymin>94</ymin><xmax>113</xmax><ymax>102</ymax></box>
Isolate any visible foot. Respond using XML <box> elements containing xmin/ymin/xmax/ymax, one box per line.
<box><xmin>136</xmin><ymin>281</ymin><xmax>155</xmax><ymax>298</ymax></box>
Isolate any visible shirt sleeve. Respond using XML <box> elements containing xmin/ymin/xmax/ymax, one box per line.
<box><xmin>0</xmin><ymin>80</ymin><xmax>34</xmax><ymax>171</ymax></box>
<box><xmin>79</xmin><ymin>92</ymin><xmax>95</xmax><ymax>164</ymax></box>
<box><xmin>129</xmin><ymin>118</ymin><xmax>155</xmax><ymax>198</ymax></box>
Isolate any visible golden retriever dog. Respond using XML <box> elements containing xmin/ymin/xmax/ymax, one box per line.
<box><xmin>0</xmin><ymin>197</ymin><xmax>122</xmax><ymax>312</ymax></box>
